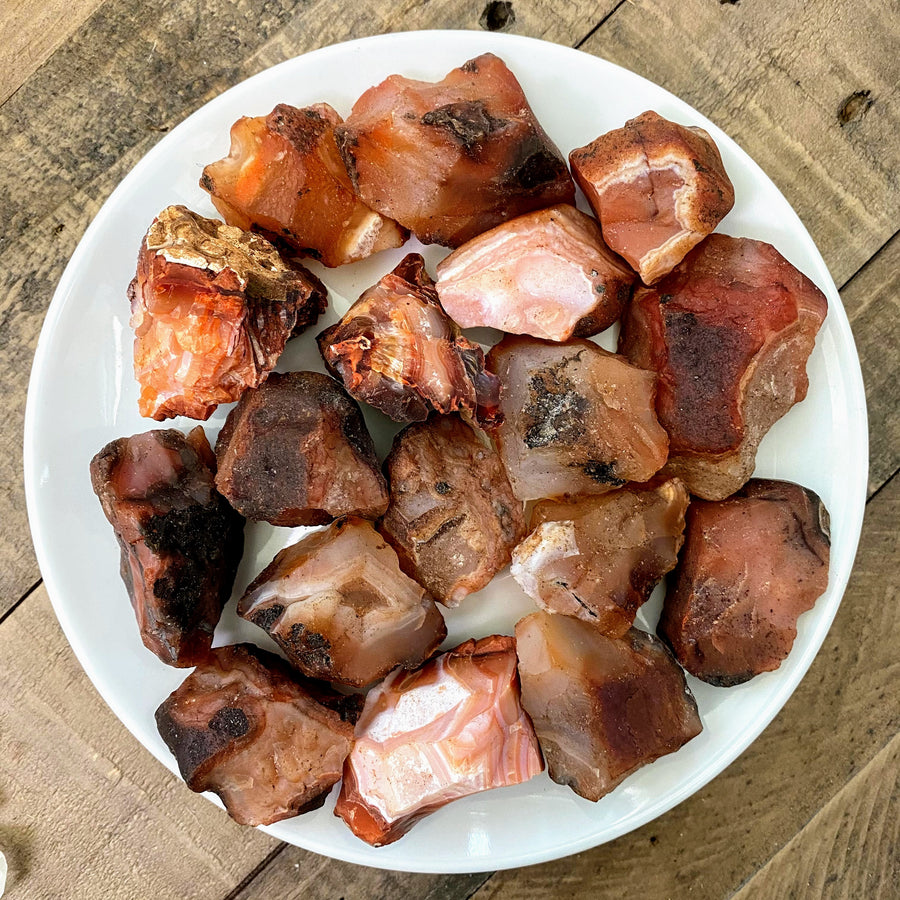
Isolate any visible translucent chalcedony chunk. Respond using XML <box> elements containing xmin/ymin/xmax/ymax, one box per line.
<box><xmin>201</xmin><ymin>103</ymin><xmax>407</xmax><ymax>267</ymax></box>
<box><xmin>435</xmin><ymin>204</ymin><xmax>634</xmax><ymax>341</ymax></box>
<box><xmin>238</xmin><ymin>517</ymin><xmax>446</xmax><ymax>687</ymax></box>
<box><xmin>486</xmin><ymin>335</ymin><xmax>669</xmax><ymax>501</ymax></box>
<box><xmin>619</xmin><ymin>234</ymin><xmax>828</xmax><ymax>500</ymax></box>
<box><xmin>318</xmin><ymin>254</ymin><xmax>500</xmax><ymax>424</ymax></box>
<box><xmin>515</xmin><ymin>613</ymin><xmax>701</xmax><ymax>802</ymax></box>
<box><xmin>511</xmin><ymin>477</ymin><xmax>689</xmax><ymax>636</ymax></box>
<box><xmin>335</xmin><ymin>635</ymin><xmax>543</xmax><ymax>845</ymax></box>
<box><xmin>129</xmin><ymin>205</ymin><xmax>326</xmax><ymax>420</ymax></box>
<box><xmin>379</xmin><ymin>415</ymin><xmax>526</xmax><ymax>606</ymax></box>
<box><xmin>659</xmin><ymin>478</ymin><xmax>830</xmax><ymax>686</ymax></box>
<box><xmin>569</xmin><ymin>110</ymin><xmax>734</xmax><ymax>284</ymax></box>
<box><xmin>156</xmin><ymin>644</ymin><xmax>357</xmax><ymax>826</ymax></box>
<box><xmin>334</xmin><ymin>53</ymin><xmax>575</xmax><ymax>248</ymax></box>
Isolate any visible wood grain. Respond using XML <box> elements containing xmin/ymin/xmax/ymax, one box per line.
<box><xmin>841</xmin><ymin>231</ymin><xmax>900</xmax><ymax>496</ymax></box>
<box><xmin>0</xmin><ymin>585</ymin><xmax>278</xmax><ymax>900</ymax></box>
<box><xmin>469</xmin><ymin>474</ymin><xmax>900</xmax><ymax>900</ymax></box>
<box><xmin>0</xmin><ymin>0</ymin><xmax>107</xmax><ymax>105</ymax></box>
<box><xmin>733</xmin><ymin>733</ymin><xmax>899</xmax><ymax>900</ymax></box>
<box><xmin>234</xmin><ymin>851</ymin><xmax>489</xmax><ymax>900</ymax></box>
<box><xmin>582</xmin><ymin>0</ymin><xmax>900</xmax><ymax>287</ymax></box>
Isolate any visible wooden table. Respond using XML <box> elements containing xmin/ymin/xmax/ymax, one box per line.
<box><xmin>1</xmin><ymin>1</ymin><xmax>897</xmax><ymax>897</ymax></box>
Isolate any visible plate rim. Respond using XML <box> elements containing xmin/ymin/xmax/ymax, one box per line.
<box><xmin>23</xmin><ymin>28</ymin><xmax>869</xmax><ymax>873</ymax></box>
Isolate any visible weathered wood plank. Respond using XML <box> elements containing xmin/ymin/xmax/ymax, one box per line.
<box><xmin>0</xmin><ymin>0</ymin><xmax>107</xmax><ymax>105</ymax></box>
<box><xmin>581</xmin><ymin>0</ymin><xmax>900</xmax><ymax>287</ymax></box>
<box><xmin>246</xmin><ymin>0</ymin><xmax>615</xmax><ymax>74</ymax></box>
<box><xmin>0</xmin><ymin>0</ymin><xmax>612</xmax><ymax>609</ymax></box>
<box><xmin>732</xmin><ymin>733</ymin><xmax>899</xmax><ymax>900</ymax></box>
<box><xmin>234</xmin><ymin>851</ymin><xmax>489</xmax><ymax>900</ymax></box>
<box><xmin>470</xmin><ymin>473</ymin><xmax>900</xmax><ymax>899</ymax></box>
<box><xmin>840</xmin><ymin>232</ymin><xmax>900</xmax><ymax>496</ymax></box>
<box><xmin>0</xmin><ymin>585</ymin><xmax>278</xmax><ymax>900</ymax></box>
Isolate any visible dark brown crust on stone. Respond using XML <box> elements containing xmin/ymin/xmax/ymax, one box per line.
<box><xmin>618</xmin><ymin>234</ymin><xmax>828</xmax><ymax>499</ymax></box>
<box><xmin>333</xmin><ymin>53</ymin><xmax>575</xmax><ymax>247</ymax></box>
<box><xmin>155</xmin><ymin>643</ymin><xmax>355</xmax><ymax>825</ymax></box>
<box><xmin>379</xmin><ymin>415</ymin><xmax>526</xmax><ymax>606</ymax></box>
<box><xmin>214</xmin><ymin>371</ymin><xmax>388</xmax><ymax>526</ymax></box>
<box><xmin>89</xmin><ymin>427</ymin><xmax>244</xmax><ymax>667</ymax></box>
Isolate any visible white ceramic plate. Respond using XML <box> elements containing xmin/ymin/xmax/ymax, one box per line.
<box><xmin>25</xmin><ymin>30</ymin><xmax>868</xmax><ymax>873</ymax></box>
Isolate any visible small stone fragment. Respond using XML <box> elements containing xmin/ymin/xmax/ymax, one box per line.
<box><xmin>318</xmin><ymin>254</ymin><xmax>500</xmax><ymax>424</ymax></box>
<box><xmin>486</xmin><ymin>335</ymin><xmax>669</xmax><ymax>500</ymax></box>
<box><xmin>201</xmin><ymin>103</ymin><xmax>407</xmax><ymax>267</ymax></box>
<box><xmin>156</xmin><ymin>644</ymin><xmax>355</xmax><ymax>826</ymax></box>
<box><xmin>659</xmin><ymin>478</ymin><xmax>830</xmax><ymax>686</ymax></box>
<box><xmin>238</xmin><ymin>517</ymin><xmax>447</xmax><ymax>686</ymax></box>
<box><xmin>435</xmin><ymin>204</ymin><xmax>635</xmax><ymax>341</ymax></box>
<box><xmin>515</xmin><ymin>612</ymin><xmax>702</xmax><ymax>801</ymax></box>
<box><xmin>90</xmin><ymin>427</ymin><xmax>244</xmax><ymax>667</ymax></box>
<box><xmin>511</xmin><ymin>477</ymin><xmax>689</xmax><ymax>636</ymax></box>
<box><xmin>129</xmin><ymin>205</ymin><xmax>327</xmax><ymax>420</ymax></box>
<box><xmin>379</xmin><ymin>414</ymin><xmax>527</xmax><ymax>606</ymax></box>
<box><xmin>335</xmin><ymin>635</ymin><xmax>543</xmax><ymax>845</ymax></box>
<box><xmin>334</xmin><ymin>53</ymin><xmax>574</xmax><ymax>247</ymax></box>
<box><xmin>214</xmin><ymin>371</ymin><xmax>389</xmax><ymax>527</ymax></box>
<box><xmin>619</xmin><ymin>234</ymin><xmax>828</xmax><ymax>500</ymax></box>
<box><xmin>569</xmin><ymin>110</ymin><xmax>734</xmax><ymax>284</ymax></box>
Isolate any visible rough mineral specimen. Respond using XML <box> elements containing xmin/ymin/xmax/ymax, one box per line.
<box><xmin>511</xmin><ymin>477</ymin><xmax>689</xmax><ymax>636</ymax></box>
<box><xmin>214</xmin><ymin>371</ymin><xmax>388</xmax><ymax>527</ymax></box>
<box><xmin>129</xmin><ymin>205</ymin><xmax>327</xmax><ymax>420</ymax></box>
<box><xmin>515</xmin><ymin>613</ymin><xmax>702</xmax><ymax>801</ymax></box>
<box><xmin>434</xmin><ymin>204</ymin><xmax>634</xmax><ymax>341</ymax></box>
<box><xmin>89</xmin><ymin>426</ymin><xmax>244</xmax><ymax>667</ymax></box>
<box><xmin>238</xmin><ymin>517</ymin><xmax>447</xmax><ymax>687</ymax></box>
<box><xmin>569</xmin><ymin>110</ymin><xmax>734</xmax><ymax>284</ymax></box>
<box><xmin>335</xmin><ymin>635</ymin><xmax>543</xmax><ymax>845</ymax></box>
<box><xmin>659</xmin><ymin>478</ymin><xmax>830</xmax><ymax>686</ymax></box>
<box><xmin>318</xmin><ymin>254</ymin><xmax>500</xmax><ymax>423</ymax></box>
<box><xmin>379</xmin><ymin>415</ymin><xmax>527</xmax><ymax>606</ymax></box>
<box><xmin>486</xmin><ymin>335</ymin><xmax>669</xmax><ymax>501</ymax></box>
<box><xmin>334</xmin><ymin>53</ymin><xmax>575</xmax><ymax>247</ymax></box>
<box><xmin>201</xmin><ymin>103</ymin><xmax>407</xmax><ymax>267</ymax></box>
<box><xmin>156</xmin><ymin>644</ymin><xmax>356</xmax><ymax>826</ymax></box>
<box><xmin>619</xmin><ymin>234</ymin><xmax>828</xmax><ymax>500</ymax></box>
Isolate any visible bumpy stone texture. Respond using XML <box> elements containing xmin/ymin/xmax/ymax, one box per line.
<box><xmin>570</xmin><ymin>110</ymin><xmax>735</xmax><ymax>285</ymax></box>
<box><xmin>129</xmin><ymin>205</ymin><xmax>327</xmax><ymax>420</ymax></box>
<box><xmin>156</xmin><ymin>644</ymin><xmax>356</xmax><ymax>826</ymax></box>
<box><xmin>214</xmin><ymin>371</ymin><xmax>388</xmax><ymax>527</ymax></box>
<box><xmin>335</xmin><ymin>635</ymin><xmax>543</xmax><ymax>846</ymax></box>
<box><xmin>435</xmin><ymin>203</ymin><xmax>634</xmax><ymax>341</ymax></box>
<box><xmin>380</xmin><ymin>415</ymin><xmax>526</xmax><ymax>606</ymax></box>
<box><xmin>659</xmin><ymin>478</ymin><xmax>830</xmax><ymax>686</ymax></box>
<box><xmin>318</xmin><ymin>254</ymin><xmax>500</xmax><ymax>423</ymax></box>
<box><xmin>89</xmin><ymin>426</ymin><xmax>244</xmax><ymax>667</ymax></box>
<box><xmin>515</xmin><ymin>612</ymin><xmax>702</xmax><ymax>802</ymax></box>
<box><xmin>619</xmin><ymin>234</ymin><xmax>828</xmax><ymax>500</ymax></box>
<box><xmin>512</xmin><ymin>477</ymin><xmax>689</xmax><ymax>636</ymax></box>
<box><xmin>238</xmin><ymin>517</ymin><xmax>447</xmax><ymax>687</ymax></box>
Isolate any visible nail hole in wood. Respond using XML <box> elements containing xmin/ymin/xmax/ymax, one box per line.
<box><xmin>480</xmin><ymin>1</ymin><xmax>515</xmax><ymax>32</ymax></box>
<box><xmin>837</xmin><ymin>90</ymin><xmax>873</xmax><ymax>126</ymax></box>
